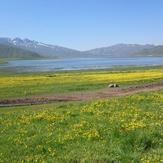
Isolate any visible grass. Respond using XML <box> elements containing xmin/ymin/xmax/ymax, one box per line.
<box><xmin>0</xmin><ymin>58</ymin><xmax>8</xmax><ymax>64</ymax></box>
<box><xmin>0</xmin><ymin>66</ymin><xmax>163</xmax><ymax>99</ymax></box>
<box><xmin>0</xmin><ymin>90</ymin><xmax>163</xmax><ymax>162</ymax></box>
<box><xmin>0</xmin><ymin>66</ymin><xmax>163</xmax><ymax>162</ymax></box>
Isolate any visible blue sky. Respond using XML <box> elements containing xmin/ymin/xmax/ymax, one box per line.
<box><xmin>0</xmin><ymin>0</ymin><xmax>163</xmax><ymax>50</ymax></box>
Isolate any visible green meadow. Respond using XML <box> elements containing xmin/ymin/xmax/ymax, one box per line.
<box><xmin>0</xmin><ymin>91</ymin><xmax>163</xmax><ymax>162</ymax></box>
<box><xmin>0</xmin><ymin>66</ymin><xmax>163</xmax><ymax>162</ymax></box>
<box><xmin>0</xmin><ymin>66</ymin><xmax>163</xmax><ymax>99</ymax></box>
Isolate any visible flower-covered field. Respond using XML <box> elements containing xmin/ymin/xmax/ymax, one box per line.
<box><xmin>0</xmin><ymin>66</ymin><xmax>163</xmax><ymax>99</ymax></box>
<box><xmin>0</xmin><ymin>91</ymin><xmax>163</xmax><ymax>162</ymax></box>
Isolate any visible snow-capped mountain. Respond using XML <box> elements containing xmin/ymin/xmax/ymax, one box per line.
<box><xmin>11</xmin><ymin>38</ymin><xmax>55</xmax><ymax>48</ymax></box>
<box><xmin>0</xmin><ymin>37</ymin><xmax>163</xmax><ymax>58</ymax></box>
<box><xmin>0</xmin><ymin>37</ymin><xmax>82</xmax><ymax>58</ymax></box>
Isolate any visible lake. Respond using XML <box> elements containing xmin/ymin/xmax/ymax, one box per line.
<box><xmin>0</xmin><ymin>57</ymin><xmax>163</xmax><ymax>72</ymax></box>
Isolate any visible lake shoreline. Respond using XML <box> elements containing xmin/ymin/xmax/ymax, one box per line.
<box><xmin>0</xmin><ymin>56</ymin><xmax>163</xmax><ymax>73</ymax></box>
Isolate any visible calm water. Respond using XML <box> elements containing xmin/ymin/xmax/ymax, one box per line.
<box><xmin>1</xmin><ymin>57</ymin><xmax>163</xmax><ymax>72</ymax></box>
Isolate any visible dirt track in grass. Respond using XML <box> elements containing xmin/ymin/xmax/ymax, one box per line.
<box><xmin>0</xmin><ymin>80</ymin><xmax>163</xmax><ymax>107</ymax></box>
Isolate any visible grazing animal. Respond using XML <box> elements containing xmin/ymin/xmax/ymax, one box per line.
<box><xmin>108</xmin><ymin>83</ymin><xmax>119</xmax><ymax>88</ymax></box>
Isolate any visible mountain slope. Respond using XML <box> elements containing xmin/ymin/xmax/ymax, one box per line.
<box><xmin>0</xmin><ymin>44</ymin><xmax>41</xmax><ymax>59</ymax></box>
<box><xmin>137</xmin><ymin>45</ymin><xmax>163</xmax><ymax>56</ymax></box>
<box><xmin>0</xmin><ymin>37</ymin><xmax>163</xmax><ymax>58</ymax></box>
<box><xmin>85</xmin><ymin>44</ymin><xmax>156</xmax><ymax>57</ymax></box>
<box><xmin>0</xmin><ymin>38</ymin><xmax>83</xmax><ymax>58</ymax></box>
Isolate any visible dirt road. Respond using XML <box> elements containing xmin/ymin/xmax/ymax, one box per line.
<box><xmin>0</xmin><ymin>81</ymin><xmax>163</xmax><ymax>107</ymax></box>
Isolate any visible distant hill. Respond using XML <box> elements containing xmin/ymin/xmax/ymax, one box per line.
<box><xmin>137</xmin><ymin>45</ymin><xmax>163</xmax><ymax>56</ymax></box>
<box><xmin>0</xmin><ymin>44</ymin><xmax>41</xmax><ymax>59</ymax></box>
<box><xmin>0</xmin><ymin>37</ymin><xmax>163</xmax><ymax>58</ymax></box>
<box><xmin>85</xmin><ymin>44</ymin><xmax>158</xmax><ymax>57</ymax></box>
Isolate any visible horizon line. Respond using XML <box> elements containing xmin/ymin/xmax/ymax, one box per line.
<box><xmin>0</xmin><ymin>36</ymin><xmax>162</xmax><ymax>51</ymax></box>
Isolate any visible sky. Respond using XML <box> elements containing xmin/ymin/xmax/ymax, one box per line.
<box><xmin>0</xmin><ymin>0</ymin><xmax>163</xmax><ymax>50</ymax></box>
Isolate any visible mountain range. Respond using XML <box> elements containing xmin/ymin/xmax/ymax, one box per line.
<box><xmin>0</xmin><ymin>37</ymin><xmax>163</xmax><ymax>59</ymax></box>
<box><xmin>0</xmin><ymin>44</ymin><xmax>41</xmax><ymax>59</ymax></box>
